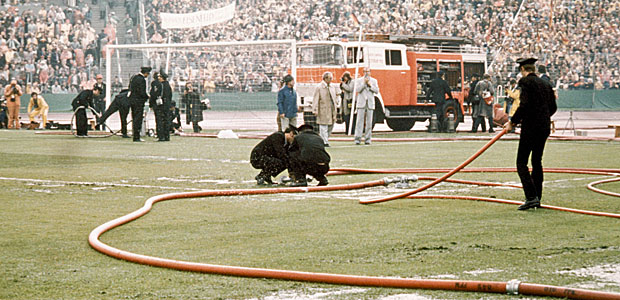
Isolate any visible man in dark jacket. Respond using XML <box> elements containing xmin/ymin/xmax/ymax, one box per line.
<box><xmin>168</xmin><ymin>101</ymin><xmax>182</xmax><ymax>134</ymax></box>
<box><xmin>152</xmin><ymin>72</ymin><xmax>172</xmax><ymax>141</ymax></box>
<box><xmin>505</xmin><ymin>58</ymin><xmax>557</xmax><ymax>210</ymax></box>
<box><xmin>97</xmin><ymin>89</ymin><xmax>131</xmax><ymax>138</ymax></box>
<box><xmin>250</xmin><ymin>126</ymin><xmax>297</xmax><ymax>185</ymax></box>
<box><xmin>182</xmin><ymin>82</ymin><xmax>203</xmax><ymax>133</ymax></box>
<box><xmin>129</xmin><ymin>66</ymin><xmax>151</xmax><ymax>142</ymax></box>
<box><xmin>288</xmin><ymin>124</ymin><xmax>331</xmax><ymax>186</ymax></box>
<box><xmin>426</xmin><ymin>71</ymin><xmax>453</xmax><ymax>132</ymax></box>
<box><xmin>72</xmin><ymin>87</ymin><xmax>101</xmax><ymax>137</ymax></box>
<box><xmin>468</xmin><ymin>74</ymin><xmax>486</xmax><ymax>132</ymax></box>
<box><xmin>93</xmin><ymin>74</ymin><xmax>106</xmax><ymax>130</ymax></box>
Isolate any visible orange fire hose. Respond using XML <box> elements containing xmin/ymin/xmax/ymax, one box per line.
<box><xmin>89</xmin><ymin>127</ymin><xmax>620</xmax><ymax>299</ymax></box>
<box><xmin>360</xmin><ymin>128</ymin><xmax>508</xmax><ymax>204</ymax></box>
<box><xmin>89</xmin><ymin>176</ymin><xmax>620</xmax><ymax>299</ymax></box>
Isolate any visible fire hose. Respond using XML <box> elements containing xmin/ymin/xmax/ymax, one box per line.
<box><xmin>89</xmin><ymin>128</ymin><xmax>620</xmax><ymax>299</ymax></box>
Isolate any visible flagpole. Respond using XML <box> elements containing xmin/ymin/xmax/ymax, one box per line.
<box><xmin>347</xmin><ymin>17</ymin><xmax>364</xmax><ymax>136</ymax></box>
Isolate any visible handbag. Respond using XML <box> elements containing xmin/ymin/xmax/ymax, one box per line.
<box><xmin>482</xmin><ymin>91</ymin><xmax>493</xmax><ymax>105</ymax></box>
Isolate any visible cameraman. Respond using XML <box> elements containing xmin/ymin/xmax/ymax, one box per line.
<box><xmin>4</xmin><ymin>79</ymin><xmax>23</xmax><ymax>129</ymax></box>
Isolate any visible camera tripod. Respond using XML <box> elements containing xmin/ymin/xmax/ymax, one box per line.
<box><xmin>562</xmin><ymin>110</ymin><xmax>576</xmax><ymax>135</ymax></box>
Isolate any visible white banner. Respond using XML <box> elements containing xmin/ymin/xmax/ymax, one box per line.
<box><xmin>160</xmin><ymin>3</ymin><xmax>235</xmax><ymax>29</ymax></box>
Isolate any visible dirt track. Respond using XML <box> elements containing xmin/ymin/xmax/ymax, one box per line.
<box><xmin>28</xmin><ymin>110</ymin><xmax>620</xmax><ymax>139</ymax></box>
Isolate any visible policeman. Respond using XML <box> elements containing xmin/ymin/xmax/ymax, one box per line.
<box><xmin>129</xmin><ymin>67</ymin><xmax>151</xmax><ymax>142</ymax></box>
<box><xmin>288</xmin><ymin>124</ymin><xmax>330</xmax><ymax>186</ymax></box>
<box><xmin>426</xmin><ymin>71</ymin><xmax>454</xmax><ymax>132</ymax></box>
<box><xmin>97</xmin><ymin>89</ymin><xmax>131</xmax><ymax>138</ymax></box>
<box><xmin>72</xmin><ymin>87</ymin><xmax>101</xmax><ymax>137</ymax></box>
<box><xmin>250</xmin><ymin>126</ymin><xmax>297</xmax><ymax>185</ymax></box>
<box><xmin>505</xmin><ymin>58</ymin><xmax>557</xmax><ymax>210</ymax></box>
<box><xmin>154</xmin><ymin>72</ymin><xmax>172</xmax><ymax>141</ymax></box>
<box><xmin>93</xmin><ymin>74</ymin><xmax>106</xmax><ymax>130</ymax></box>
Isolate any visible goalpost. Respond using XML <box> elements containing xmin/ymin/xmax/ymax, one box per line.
<box><xmin>104</xmin><ymin>40</ymin><xmax>296</xmax><ymax>132</ymax></box>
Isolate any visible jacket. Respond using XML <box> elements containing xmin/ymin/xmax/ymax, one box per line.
<box><xmin>340</xmin><ymin>80</ymin><xmax>353</xmax><ymax>115</ymax></box>
<box><xmin>128</xmin><ymin>74</ymin><xmax>148</xmax><ymax>103</ymax></box>
<box><xmin>251</xmin><ymin>131</ymin><xmax>289</xmax><ymax>162</ymax></box>
<box><xmin>72</xmin><ymin>90</ymin><xmax>94</xmax><ymax>111</ymax></box>
<box><xmin>511</xmin><ymin>73</ymin><xmax>557</xmax><ymax>136</ymax></box>
<box><xmin>28</xmin><ymin>95</ymin><xmax>48</xmax><ymax>112</ymax></box>
<box><xmin>277</xmin><ymin>85</ymin><xmax>297</xmax><ymax>118</ymax></box>
<box><xmin>312</xmin><ymin>81</ymin><xmax>338</xmax><ymax>125</ymax></box>
<box><xmin>290</xmin><ymin>131</ymin><xmax>330</xmax><ymax>164</ymax></box>
<box><xmin>355</xmin><ymin>76</ymin><xmax>379</xmax><ymax>110</ymax></box>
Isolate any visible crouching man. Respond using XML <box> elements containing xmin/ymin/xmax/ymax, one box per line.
<box><xmin>288</xmin><ymin>124</ymin><xmax>330</xmax><ymax>186</ymax></box>
<box><xmin>250</xmin><ymin>126</ymin><xmax>297</xmax><ymax>185</ymax></box>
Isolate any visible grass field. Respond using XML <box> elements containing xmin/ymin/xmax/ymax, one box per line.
<box><xmin>1</xmin><ymin>129</ymin><xmax>619</xmax><ymax>300</ymax></box>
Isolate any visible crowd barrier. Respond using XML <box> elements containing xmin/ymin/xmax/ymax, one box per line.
<box><xmin>16</xmin><ymin>90</ymin><xmax>620</xmax><ymax>113</ymax></box>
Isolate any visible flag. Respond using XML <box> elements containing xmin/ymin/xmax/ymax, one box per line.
<box><xmin>351</xmin><ymin>13</ymin><xmax>360</xmax><ymax>26</ymax></box>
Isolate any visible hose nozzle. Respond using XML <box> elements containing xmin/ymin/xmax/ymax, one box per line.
<box><xmin>384</xmin><ymin>175</ymin><xmax>418</xmax><ymax>188</ymax></box>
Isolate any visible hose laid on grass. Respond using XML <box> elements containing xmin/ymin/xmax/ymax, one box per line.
<box><xmin>89</xmin><ymin>126</ymin><xmax>620</xmax><ymax>299</ymax></box>
<box><xmin>359</xmin><ymin>128</ymin><xmax>508</xmax><ymax>204</ymax></box>
<box><xmin>89</xmin><ymin>168</ymin><xmax>620</xmax><ymax>299</ymax></box>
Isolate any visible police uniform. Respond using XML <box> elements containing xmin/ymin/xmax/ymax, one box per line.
<box><xmin>288</xmin><ymin>125</ymin><xmax>330</xmax><ymax>186</ymax></box>
<box><xmin>93</xmin><ymin>75</ymin><xmax>106</xmax><ymax>130</ymax></box>
<box><xmin>98</xmin><ymin>89</ymin><xmax>131</xmax><ymax>137</ymax></box>
<box><xmin>152</xmin><ymin>72</ymin><xmax>172</xmax><ymax>141</ymax></box>
<box><xmin>250</xmin><ymin>131</ymin><xmax>291</xmax><ymax>184</ymax></box>
<box><xmin>71</xmin><ymin>89</ymin><xmax>95</xmax><ymax>136</ymax></box>
<box><xmin>510</xmin><ymin>58</ymin><xmax>557</xmax><ymax>209</ymax></box>
<box><xmin>427</xmin><ymin>72</ymin><xmax>453</xmax><ymax>132</ymax></box>
<box><xmin>128</xmin><ymin>67</ymin><xmax>151</xmax><ymax>141</ymax></box>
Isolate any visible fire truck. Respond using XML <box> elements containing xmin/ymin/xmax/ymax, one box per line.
<box><xmin>295</xmin><ymin>35</ymin><xmax>487</xmax><ymax>131</ymax></box>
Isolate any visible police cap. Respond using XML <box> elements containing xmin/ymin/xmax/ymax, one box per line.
<box><xmin>516</xmin><ymin>57</ymin><xmax>538</xmax><ymax>67</ymax></box>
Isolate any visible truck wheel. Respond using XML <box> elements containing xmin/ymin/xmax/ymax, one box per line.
<box><xmin>443</xmin><ymin>102</ymin><xmax>459</xmax><ymax>131</ymax></box>
<box><xmin>386</xmin><ymin>118</ymin><xmax>415</xmax><ymax>131</ymax></box>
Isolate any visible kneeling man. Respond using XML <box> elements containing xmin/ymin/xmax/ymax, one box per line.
<box><xmin>288</xmin><ymin>124</ymin><xmax>330</xmax><ymax>186</ymax></box>
<box><xmin>250</xmin><ymin>126</ymin><xmax>297</xmax><ymax>185</ymax></box>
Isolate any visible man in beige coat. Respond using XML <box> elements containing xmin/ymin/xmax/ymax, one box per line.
<box><xmin>312</xmin><ymin>71</ymin><xmax>338</xmax><ymax>146</ymax></box>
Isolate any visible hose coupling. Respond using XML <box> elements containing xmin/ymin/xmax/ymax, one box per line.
<box><xmin>506</xmin><ymin>279</ymin><xmax>521</xmax><ymax>295</ymax></box>
<box><xmin>384</xmin><ymin>175</ymin><xmax>419</xmax><ymax>188</ymax></box>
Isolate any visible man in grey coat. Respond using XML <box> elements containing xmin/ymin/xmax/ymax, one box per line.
<box><xmin>354</xmin><ymin>68</ymin><xmax>379</xmax><ymax>145</ymax></box>
<box><xmin>473</xmin><ymin>74</ymin><xmax>495</xmax><ymax>133</ymax></box>
<box><xmin>312</xmin><ymin>71</ymin><xmax>338</xmax><ymax>146</ymax></box>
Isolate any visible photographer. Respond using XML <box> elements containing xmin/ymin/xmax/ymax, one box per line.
<box><xmin>4</xmin><ymin>79</ymin><xmax>23</xmax><ymax>129</ymax></box>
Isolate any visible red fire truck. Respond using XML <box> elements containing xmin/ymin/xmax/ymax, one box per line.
<box><xmin>295</xmin><ymin>35</ymin><xmax>487</xmax><ymax>131</ymax></box>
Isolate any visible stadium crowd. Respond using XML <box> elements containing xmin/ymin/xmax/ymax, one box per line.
<box><xmin>141</xmin><ymin>0</ymin><xmax>619</xmax><ymax>90</ymax></box>
<box><xmin>0</xmin><ymin>1</ymin><xmax>118</xmax><ymax>94</ymax></box>
<box><xmin>1</xmin><ymin>0</ymin><xmax>618</xmax><ymax>97</ymax></box>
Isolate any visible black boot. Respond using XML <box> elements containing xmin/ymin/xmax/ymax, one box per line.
<box><xmin>518</xmin><ymin>197</ymin><xmax>541</xmax><ymax>210</ymax></box>
<box><xmin>315</xmin><ymin>175</ymin><xmax>329</xmax><ymax>186</ymax></box>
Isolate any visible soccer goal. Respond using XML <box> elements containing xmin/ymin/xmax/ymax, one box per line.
<box><xmin>104</xmin><ymin>40</ymin><xmax>296</xmax><ymax>132</ymax></box>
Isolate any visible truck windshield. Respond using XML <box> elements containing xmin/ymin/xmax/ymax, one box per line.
<box><xmin>297</xmin><ymin>44</ymin><xmax>344</xmax><ymax>66</ymax></box>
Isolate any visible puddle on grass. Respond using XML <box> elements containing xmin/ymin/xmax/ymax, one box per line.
<box><xmin>156</xmin><ymin>177</ymin><xmax>234</xmax><ymax>185</ymax></box>
<box><xmin>463</xmin><ymin>268</ymin><xmax>502</xmax><ymax>276</ymax></box>
<box><xmin>253</xmin><ymin>288</ymin><xmax>438</xmax><ymax>300</ymax></box>
<box><xmin>556</xmin><ymin>264</ymin><xmax>620</xmax><ymax>289</ymax></box>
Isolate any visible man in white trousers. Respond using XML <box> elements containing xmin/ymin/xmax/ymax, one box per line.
<box><xmin>354</xmin><ymin>68</ymin><xmax>379</xmax><ymax>145</ymax></box>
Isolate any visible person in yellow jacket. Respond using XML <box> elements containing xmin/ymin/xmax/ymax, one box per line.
<box><xmin>27</xmin><ymin>91</ymin><xmax>49</xmax><ymax>129</ymax></box>
<box><xmin>505</xmin><ymin>78</ymin><xmax>520</xmax><ymax>117</ymax></box>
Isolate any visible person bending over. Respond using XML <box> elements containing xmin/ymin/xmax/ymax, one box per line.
<box><xmin>250</xmin><ymin>126</ymin><xmax>297</xmax><ymax>185</ymax></box>
<box><xmin>288</xmin><ymin>124</ymin><xmax>330</xmax><ymax>186</ymax></box>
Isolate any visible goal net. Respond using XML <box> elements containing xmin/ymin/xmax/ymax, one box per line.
<box><xmin>104</xmin><ymin>40</ymin><xmax>296</xmax><ymax>133</ymax></box>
